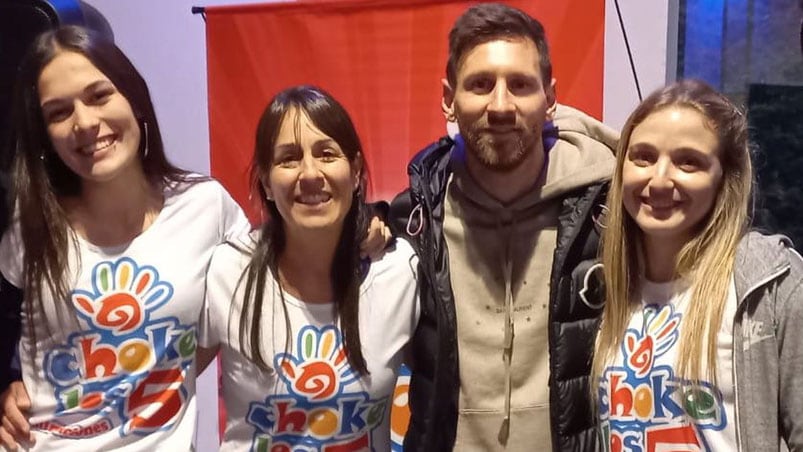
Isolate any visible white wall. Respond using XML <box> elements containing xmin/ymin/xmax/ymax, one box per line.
<box><xmin>82</xmin><ymin>0</ymin><xmax>673</xmax><ymax>450</ymax></box>
<box><xmin>603</xmin><ymin>0</ymin><xmax>675</xmax><ymax>130</ymax></box>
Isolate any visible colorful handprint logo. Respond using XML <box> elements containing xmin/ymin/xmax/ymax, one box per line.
<box><xmin>275</xmin><ymin>325</ymin><xmax>358</xmax><ymax>402</ymax></box>
<box><xmin>72</xmin><ymin>257</ymin><xmax>173</xmax><ymax>336</ymax></box>
<box><xmin>623</xmin><ymin>304</ymin><xmax>681</xmax><ymax>378</ymax></box>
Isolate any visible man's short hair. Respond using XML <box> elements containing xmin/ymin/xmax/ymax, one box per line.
<box><xmin>446</xmin><ymin>3</ymin><xmax>552</xmax><ymax>87</ymax></box>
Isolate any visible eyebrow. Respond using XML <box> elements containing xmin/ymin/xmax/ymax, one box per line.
<box><xmin>627</xmin><ymin>143</ymin><xmax>714</xmax><ymax>158</ymax></box>
<box><xmin>275</xmin><ymin>138</ymin><xmax>338</xmax><ymax>151</ymax></box>
<box><xmin>626</xmin><ymin>142</ymin><xmax>652</xmax><ymax>152</ymax></box>
<box><xmin>40</xmin><ymin>80</ymin><xmax>114</xmax><ymax>109</ymax></box>
<box><xmin>313</xmin><ymin>138</ymin><xmax>338</xmax><ymax>148</ymax></box>
<box><xmin>463</xmin><ymin>70</ymin><xmax>540</xmax><ymax>80</ymax></box>
<box><xmin>273</xmin><ymin>142</ymin><xmax>300</xmax><ymax>154</ymax></box>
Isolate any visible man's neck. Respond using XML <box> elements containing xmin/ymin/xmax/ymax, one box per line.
<box><xmin>464</xmin><ymin>142</ymin><xmax>546</xmax><ymax>205</ymax></box>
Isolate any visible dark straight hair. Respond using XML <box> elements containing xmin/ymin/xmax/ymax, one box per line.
<box><xmin>238</xmin><ymin>85</ymin><xmax>371</xmax><ymax>374</ymax></box>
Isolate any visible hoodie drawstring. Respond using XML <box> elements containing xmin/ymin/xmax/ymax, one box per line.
<box><xmin>498</xmin><ymin>216</ymin><xmax>516</xmax><ymax>445</ymax></box>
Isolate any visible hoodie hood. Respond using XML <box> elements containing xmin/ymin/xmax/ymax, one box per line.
<box><xmin>542</xmin><ymin>104</ymin><xmax>618</xmax><ymax>199</ymax></box>
<box><xmin>449</xmin><ymin>103</ymin><xmax>617</xmax><ymax>219</ymax></box>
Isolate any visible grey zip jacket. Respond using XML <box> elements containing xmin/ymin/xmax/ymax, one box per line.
<box><xmin>733</xmin><ymin>232</ymin><xmax>803</xmax><ymax>451</ymax></box>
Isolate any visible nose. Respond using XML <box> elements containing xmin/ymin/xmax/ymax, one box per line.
<box><xmin>298</xmin><ymin>154</ymin><xmax>324</xmax><ymax>186</ymax></box>
<box><xmin>72</xmin><ymin>102</ymin><xmax>99</xmax><ymax>133</ymax></box>
<box><xmin>647</xmin><ymin>158</ymin><xmax>675</xmax><ymax>191</ymax></box>
<box><xmin>488</xmin><ymin>81</ymin><xmax>515</xmax><ymax>114</ymax></box>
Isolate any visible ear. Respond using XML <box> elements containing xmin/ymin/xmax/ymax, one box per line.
<box><xmin>545</xmin><ymin>78</ymin><xmax>557</xmax><ymax>122</ymax></box>
<box><xmin>441</xmin><ymin>78</ymin><xmax>456</xmax><ymax>123</ymax></box>
<box><xmin>260</xmin><ymin>173</ymin><xmax>273</xmax><ymax>201</ymax></box>
<box><xmin>352</xmin><ymin>154</ymin><xmax>364</xmax><ymax>192</ymax></box>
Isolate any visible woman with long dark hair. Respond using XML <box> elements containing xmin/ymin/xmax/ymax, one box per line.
<box><xmin>199</xmin><ymin>85</ymin><xmax>419</xmax><ymax>451</ymax></box>
<box><xmin>0</xmin><ymin>25</ymin><xmax>248</xmax><ymax>450</ymax></box>
<box><xmin>593</xmin><ymin>80</ymin><xmax>803</xmax><ymax>450</ymax></box>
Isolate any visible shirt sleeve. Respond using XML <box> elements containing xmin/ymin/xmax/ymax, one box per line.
<box><xmin>779</xmin><ymin>248</ymin><xmax>803</xmax><ymax>449</ymax></box>
<box><xmin>217</xmin><ymin>183</ymin><xmax>251</xmax><ymax>242</ymax></box>
<box><xmin>199</xmin><ymin>242</ymin><xmax>244</xmax><ymax>349</ymax></box>
<box><xmin>369</xmin><ymin>237</ymin><xmax>420</xmax><ymax>347</ymax></box>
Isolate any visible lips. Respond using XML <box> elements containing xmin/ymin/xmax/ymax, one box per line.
<box><xmin>77</xmin><ymin>135</ymin><xmax>115</xmax><ymax>155</ymax></box>
<box><xmin>296</xmin><ymin>193</ymin><xmax>332</xmax><ymax>205</ymax></box>
<box><xmin>641</xmin><ymin>197</ymin><xmax>681</xmax><ymax>209</ymax></box>
<box><xmin>483</xmin><ymin>127</ymin><xmax>520</xmax><ymax>134</ymax></box>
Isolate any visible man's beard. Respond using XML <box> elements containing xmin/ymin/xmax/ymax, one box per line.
<box><xmin>460</xmin><ymin>121</ymin><xmax>539</xmax><ymax>172</ymax></box>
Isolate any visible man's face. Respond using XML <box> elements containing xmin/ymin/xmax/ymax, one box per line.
<box><xmin>444</xmin><ymin>37</ymin><xmax>555</xmax><ymax>172</ymax></box>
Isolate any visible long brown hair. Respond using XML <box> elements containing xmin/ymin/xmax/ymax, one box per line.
<box><xmin>593</xmin><ymin>80</ymin><xmax>752</xmax><ymax>400</ymax></box>
<box><xmin>236</xmin><ymin>85</ymin><xmax>371</xmax><ymax>375</ymax></box>
<box><xmin>8</xmin><ymin>25</ymin><xmax>189</xmax><ymax>344</ymax></box>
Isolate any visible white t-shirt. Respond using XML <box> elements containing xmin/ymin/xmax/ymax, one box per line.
<box><xmin>0</xmin><ymin>178</ymin><xmax>249</xmax><ymax>452</ymax></box>
<box><xmin>598</xmin><ymin>278</ymin><xmax>738</xmax><ymax>451</ymax></box>
<box><xmin>200</xmin><ymin>233</ymin><xmax>419</xmax><ymax>452</ymax></box>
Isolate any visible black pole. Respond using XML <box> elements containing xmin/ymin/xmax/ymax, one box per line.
<box><xmin>613</xmin><ymin>0</ymin><xmax>643</xmax><ymax>101</ymax></box>
<box><xmin>191</xmin><ymin>6</ymin><xmax>206</xmax><ymax>21</ymax></box>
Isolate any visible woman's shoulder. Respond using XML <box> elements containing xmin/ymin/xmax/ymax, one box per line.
<box><xmin>162</xmin><ymin>175</ymin><xmax>245</xmax><ymax>224</ymax></box>
<box><xmin>164</xmin><ymin>174</ymin><xmax>227</xmax><ymax>200</ymax></box>
<box><xmin>736</xmin><ymin>231</ymin><xmax>803</xmax><ymax>298</ymax></box>
<box><xmin>370</xmin><ymin>237</ymin><xmax>417</xmax><ymax>267</ymax></box>
<box><xmin>210</xmin><ymin>229</ymin><xmax>258</xmax><ymax>268</ymax></box>
<box><xmin>362</xmin><ymin>237</ymin><xmax>418</xmax><ymax>286</ymax></box>
<box><xmin>737</xmin><ymin>231</ymin><xmax>799</xmax><ymax>268</ymax></box>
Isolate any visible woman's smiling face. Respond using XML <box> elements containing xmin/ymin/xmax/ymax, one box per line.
<box><xmin>38</xmin><ymin>51</ymin><xmax>142</xmax><ymax>185</ymax></box>
<box><xmin>622</xmin><ymin>106</ymin><xmax>723</xmax><ymax>246</ymax></box>
<box><xmin>264</xmin><ymin>107</ymin><xmax>361</xmax><ymax>237</ymax></box>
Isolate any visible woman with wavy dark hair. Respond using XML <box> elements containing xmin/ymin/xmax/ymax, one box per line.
<box><xmin>199</xmin><ymin>85</ymin><xmax>419</xmax><ymax>451</ymax></box>
<box><xmin>0</xmin><ymin>25</ymin><xmax>248</xmax><ymax>450</ymax></box>
<box><xmin>592</xmin><ymin>79</ymin><xmax>803</xmax><ymax>450</ymax></box>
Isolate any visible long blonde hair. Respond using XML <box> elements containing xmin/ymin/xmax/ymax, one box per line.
<box><xmin>592</xmin><ymin>80</ymin><xmax>752</xmax><ymax>403</ymax></box>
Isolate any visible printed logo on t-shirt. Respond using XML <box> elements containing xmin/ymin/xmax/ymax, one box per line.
<box><xmin>38</xmin><ymin>258</ymin><xmax>195</xmax><ymax>438</ymax></box>
<box><xmin>246</xmin><ymin>325</ymin><xmax>389</xmax><ymax>452</ymax></box>
<box><xmin>389</xmin><ymin>364</ymin><xmax>411</xmax><ymax>452</ymax></box>
<box><xmin>598</xmin><ymin>304</ymin><xmax>727</xmax><ymax>452</ymax></box>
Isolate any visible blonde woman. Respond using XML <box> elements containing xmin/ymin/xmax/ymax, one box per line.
<box><xmin>593</xmin><ymin>80</ymin><xmax>803</xmax><ymax>451</ymax></box>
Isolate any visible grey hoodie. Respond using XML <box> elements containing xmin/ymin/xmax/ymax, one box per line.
<box><xmin>732</xmin><ymin>232</ymin><xmax>803</xmax><ymax>451</ymax></box>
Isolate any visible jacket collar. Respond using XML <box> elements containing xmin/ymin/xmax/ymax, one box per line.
<box><xmin>733</xmin><ymin>231</ymin><xmax>792</xmax><ymax>300</ymax></box>
<box><xmin>407</xmin><ymin>136</ymin><xmax>455</xmax><ymax>206</ymax></box>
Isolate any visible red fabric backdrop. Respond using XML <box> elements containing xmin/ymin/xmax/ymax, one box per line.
<box><xmin>205</xmin><ymin>0</ymin><xmax>605</xmax><ymax>219</ymax></box>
